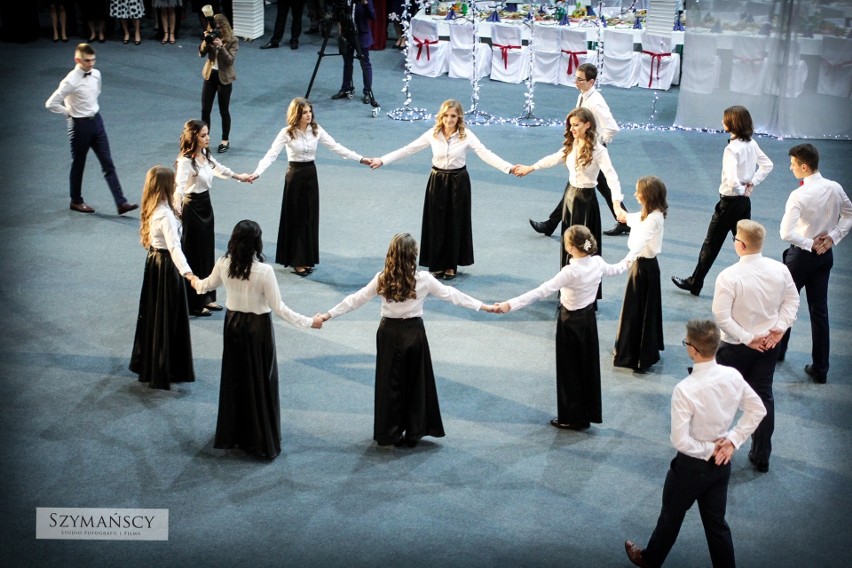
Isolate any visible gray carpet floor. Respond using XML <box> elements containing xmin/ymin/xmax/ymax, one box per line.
<box><xmin>1</xmin><ymin>8</ymin><xmax>851</xmax><ymax>567</ymax></box>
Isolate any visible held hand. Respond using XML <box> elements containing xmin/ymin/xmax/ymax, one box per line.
<box><xmin>248</xmin><ymin>173</ymin><xmax>260</xmax><ymax>182</ymax></box>
<box><xmin>480</xmin><ymin>304</ymin><xmax>497</xmax><ymax>314</ymax></box>
<box><xmin>237</xmin><ymin>173</ymin><xmax>253</xmax><ymax>183</ymax></box>
<box><xmin>370</xmin><ymin>158</ymin><xmax>383</xmax><ymax>170</ymax></box>
<box><xmin>311</xmin><ymin>315</ymin><xmax>323</xmax><ymax>329</ymax></box>
<box><xmin>713</xmin><ymin>438</ymin><xmax>735</xmax><ymax>465</ymax></box>
<box><xmin>496</xmin><ymin>302</ymin><xmax>511</xmax><ymax>314</ymax></box>
<box><xmin>763</xmin><ymin>328</ymin><xmax>785</xmax><ymax>350</ymax></box>
<box><xmin>317</xmin><ymin>312</ymin><xmax>331</xmax><ymax>322</ymax></box>
<box><xmin>615</xmin><ymin>210</ymin><xmax>628</xmax><ymax>224</ymax></box>
<box><xmin>512</xmin><ymin>165</ymin><xmax>532</xmax><ymax>177</ymax></box>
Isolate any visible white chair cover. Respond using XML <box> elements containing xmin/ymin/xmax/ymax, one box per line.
<box><xmin>763</xmin><ymin>38</ymin><xmax>808</xmax><ymax>98</ymax></box>
<box><xmin>599</xmin><ymin>29</ymin><xmax>639</xmax><ymax>88</ymax></box>
<box><xmin>817</xmin><ymin>36</ymin><xmax>852</xmax><ymax>98</ymax></box>
<box><xmin>679</xmin><ymin>32</ymin><xmax>720</xmax><ymax>94</ymax></box>
<box><xmin>490</xmin><ymin>23</ymin><xmax>529</xmax><ymax>84</ymax></box>
<box><xmin>637</xmin><ymin>31</ymin><xmax>681</xmax><ymax>90</ymax></box>
<box><xmin>729</xmin><ymin>35</ymin><xmax>768</xmax><ymax>95</ymax></box>
<box><xmin>408</xmin><ymin>18</ymin><xmax>449</xmax><ymax>78</ymax></box>
<box><xmin>447</xmin><ymin>21</ymin><xmax>492</xmax><ymax>80</ymax></box>
<box><xmin>531</xmin><ymin>24</ymin><xmax>562</xmax><ymax>85</ymax></box>
<box><xmin>557</xmin><ymin>28</ymin><xmax>593</xmax><ymax>87</ymax></box>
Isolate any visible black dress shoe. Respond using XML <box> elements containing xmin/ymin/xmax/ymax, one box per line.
<box><xmin>550</xmin><ymin>418</ymin><xmax>590</xmax><ymax>430</ymax></box>
<box><xmin>205</xmin><ymin>303</ymin><xmax>224</xmax><ymax>311</ymax></box>
<box><xmin>289</xmin><ymin>39</ymin><xmax>299</xmax><ymax>49</ymax></box>
<box><xmin>804</xmin><ymin>364</ymin><xmax>826</xmax><ymax>384</ymax></box>
<box><xmin>117</xmin><ymin>202</ymin><xmax>139</xmax><ymax>215</ymax></box>
<box><xmin>748</xmin><ymin>451</ymin><xmax>769</xmax><ymax>473</ymax></box>
<box><xmin>260</xmin><ymin>41</ymin><xmax>279</xmax><ymax>49</ymax></box>
<box><xmin>624</xmin><ymin>541</ymin><xmax>650</xmax><ymax>568</ymax></box>
<box><xmin>603</xmin><ymin>222</ymin><xmax>630</xmax><ymax>236</ymax></box>
<box><xmin>671</xmin><ymin>276</ymin><xmax>700</xmax><ymax>296</ymax></box>
<box><xmin>331</xmin><ymin>89</ymin><xmax>354</xmax><ymax>100</ymax></box>
<box><xmin>529</xmin><ymin>218</ymin><xmax>557</xmax><ymax>237</ymax></box>
<box><xmin>292</xmin><ymin>268</ymin><xmax>310</xmax><ymax>277</ymax></box>
<box><xmin>442</xmin><ymin>271</ymin><xmax>457</xmax><ymax>281</ymax></box>
<box><xmin>70</xmin><ymin>201</ymin><xmax>95</xmax><ymax>213</ymax></box>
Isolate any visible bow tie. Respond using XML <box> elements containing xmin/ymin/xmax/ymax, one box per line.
<box><xmin>84</xmin><ymin>71</ymin><xmax>92</xmax><ymax>77</ymax></box>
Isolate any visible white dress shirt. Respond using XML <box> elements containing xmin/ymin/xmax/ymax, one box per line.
<box><xmin>148</xmin><ymin>203</ymin><xmax>192</xmax><ymax>276</ymax></box>
<box><xmin>174</xmin><ymin>155</ymin><xmax>235</xmax><ymax>213</ymax></box>
<box><xmin>530</xmin><ymin>143</ymin><xmax>623</xmax><ymax>201</ymax></box>
<box><xmin>45</xmin><ymin>65</ymin><xmax>100</xmax><ymax>118</ymax></box>
<box><xmin>780</xmin><ymin>172</ymin><xmax>852</xmax><ymax>252</ymax></box>
<box><xmin>712</xmin><ymin>253</ymin><xmax>799</xmax><ymax>346</ymax></box>
<box><xmin>624</xmin><ymin>210</ymin><xmax>664</xmax><ymax>262</ymax></box>
<box><xmin>193</xmin><ymin>257</ymin><xmax>313</xmax><ymax>328</ymax></box>
<box><xmin>719</xmin><ymin>138</ymin><xmax>773</xmax><ymax>197</ymax></box>
<box><xmin>576</xmin><ymin>87</ymin><xmax>620</xmax><ymax>145</ymax></box>
<box><xmin>670</xmin><ymin>359</ymin><xmax>766</xmax><ymax>460</ymax></box>
<box><xmin>379</xmin><ymin>128</ymin><xmax>513</xmax><ymax>173</ymax></box>
<box><xmin>507</xmin><ymin>255</ymin><xmax>628</xmax><ymax>312</ymax></box>
<box><xmin>327</xmin><ymin>271</ymin><xmax>482</xmax><ymax>319</ymax></box>
<box><xmin>253</xmin><ymin>125</ymin><xmax>362</xmax><ymax>177</ymax></box>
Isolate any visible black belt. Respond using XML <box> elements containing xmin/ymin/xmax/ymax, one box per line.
<box><xmin>72</xmin><ymin>113</ymin><xmax>98</xmax><ymax>121</ymax></box>
<box><xmin>719</xmin><ymin>194</ymin><xmax>747</xmax><ymax>200</ymax></box>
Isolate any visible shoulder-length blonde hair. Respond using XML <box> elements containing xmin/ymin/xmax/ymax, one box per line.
<box><xmin>563</xmin><ymin>107</ymin><xmax>597</xmax><ymax>170</ymax></box>
<box><xmin>432</xmin><ymin>99</ymin><xmax>466</xmax><ymax>140</ymax></box>
<box><xmin>376</xmin><ymin>233</ymin><xmax>418</xmax><ymax>302</ymax></box>
<box><xmin>213</xmin><ymin>13</ymin><xmax>234</xmax><ymax>43</ymax></box>
<box><xmin>285</xmin><ymin>97</ymin><xmax>318</xmax><ymax>139</ymax></box>
<box><xmin>139</xmin><ymin>166</ymin><xmax>178</xmax><ymax>249</ymax></box>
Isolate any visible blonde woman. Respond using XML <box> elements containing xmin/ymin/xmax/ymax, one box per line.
<box><xmin>370</xmin><ymin>100</ymin><xmax>514</xmax><ymax>280</ymax></box>
<box><xmin>200</xmin><ymin>12</ymin><xmax>238</xmax><ymax>152</ymax></box>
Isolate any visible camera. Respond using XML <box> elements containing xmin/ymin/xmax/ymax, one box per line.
<box><xmin>201</xmin><ymin>4</ymin><xmax>219</xmax><ymax>43</ymax></box>
<box><xmin>203</xmin><ymin>28</ymin><xmax>220</xmax><ymax>43</ymax></box>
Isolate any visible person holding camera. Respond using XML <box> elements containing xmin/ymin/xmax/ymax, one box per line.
<box><xmin>330</xmin><ymin>0</ymin><xmax>377</xmax><ymax>107</ymax></box>
<box><xmin>200</xmin><ymin>8</ymin><xmax>238</xmax><ymax>154</ymax></box>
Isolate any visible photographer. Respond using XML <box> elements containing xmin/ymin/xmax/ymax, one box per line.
<box><xmin>330</xmin><ymin>0</ymin><xmax>377</xmax><ymax>106</ymax></box>
<box><xmin>200</xmin><ymin>8</ymin><xmax>239</xmax><ymax>153</ymax></box>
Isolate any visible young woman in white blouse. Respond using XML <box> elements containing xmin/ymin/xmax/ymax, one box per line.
<box><xmin>175</xmin><ymin>119</ymin><xmax>252</xmax><ymax>317</ymax></box>
<box><xmin>320</xmin><ymin>233</ymin><xmax>497</xmax><ymax>447</ymax></box>
<box><xmin>251</xmin><ymin>97</ymin><xmax>370</xmax><ymax>276</ymax></box>
<box><xmin>613</xmin><ymin>176</ymin><xmax>668</xmax><ymax>374</ymax></box>
<box><xmin>515</xmin><ymin>107</ymin><xmax>624</xmax><ymax>272</ymax></box>
<box><xmin>370</xmin><ymin>99</ymin><xmax>515</xmax><ymax>280</ymax></box>
<box><xmin>191</xmin><ymin>220</ymin><xmax>323</xmax><ymax>459</ymax></box>
<box><xmin>496</xmin><ymin>226</ymin><xmax>628</xmax><ymax>431</ymax></box>
<box><xmin>130</xmin><ymin>166</ymin><xmax>197</xmax><ymax>390</ymax></box>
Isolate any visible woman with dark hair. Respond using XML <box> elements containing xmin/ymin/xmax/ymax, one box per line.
<box><xmin>496</xmin><ymin>226</ymin><xmax>628</xmax><ymax>430</ymax></box>
<box><xmin>130</xmin><ymin>166</ymin><xmax>197</xmax><ymax>390</ymax></box>
<box><xmin>514</xmin><ymin>107</ymin><xmax>624</xmax><ymax>271</ymax></box>
<box><xmin>250</xmin><ymin>97</ymin><xmax>370</xmax><ymax>276</ymax></box>
<box><xmin>671</xmin><ymin>105</ymin><xmax>773</xmax><ymax>296</ymax></box>
<box><xmin>370</xmin><ymin>99</ymin><xmax>514</xmax><ymax>280</ymax></box>
<box><xmin>191</xmin><ymin>220</ymin><xmax>323</xmax><ymax>459</ymax></box>
<box><xmin>200</xmin><ymin>11</ymin><xmax>238</xmax><ymax>153</ymax></box>
<box><xmin>175</xmin><ymin>119</ymin><xmax>252</xmax><ymax>317</ymax></box>
<box><xmin>613</xmin><ymin>176</ymin><xmax>668</xmax><ymax>373</ymax></box>
<box><xmin>320</xmin><ymin>233</ymin><xmax>496</xmax><ymax>447</ymax></box>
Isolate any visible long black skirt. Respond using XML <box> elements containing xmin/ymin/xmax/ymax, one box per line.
<box><xmin>215</xmin><ymin>311</ymin><xmax>282</xmax><ymax>459</ymax></box>
<box><xmin>181</xmin><ymin>191</ymin><xmax>216</xmax><ymax>312</ymax></box>
<box><xmin>614</xmin><ymin>257</ymin><xmax>664</xmax><ymax>370</ymax></box>
<box><xmin>554</xmin><ymin>304</ymin><xmax>601</xmax><ymax>424</ymax></box>
<box><xmin>419</xmin><ymin>166</ymin><xmax>474</xmax><ymax>271</ymax></box>
<box><xmin>276</xmin><ymin>161</ymin><xmax>319</xmax><ymax>268</ymax></box>
<box><xmin>129</xmin><ymin>248</ymin><xmax>195</xmax><ymax>390</ymax></box>
<box><xmin>374</xmin><ymin>317</ymin><xmax>445</xmax><ymax>445</ymax></box>
<box><xmin>561</xmin><ymin>183</ymin><xmax>603</xmax><ymax>298</ymax></box>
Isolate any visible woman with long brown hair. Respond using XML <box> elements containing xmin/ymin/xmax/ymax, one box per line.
<box><xmin>320</xmin><ymin>233</ymin><xmax>496</xmax><ymax>447</ymax></box>
<box><xmin>200</xmin><ymin>11</ymin><xmax>238</xmax><ymax>153</ymax></box>
<box><xmin>250</xmin><ymin>97</ymin><xmax>370</xmax><ymax>276</ymax></box>
<box><xmin>130</xmin><ymin>166</ymin><xmax>196</xmax><ymax>390</ymax></box>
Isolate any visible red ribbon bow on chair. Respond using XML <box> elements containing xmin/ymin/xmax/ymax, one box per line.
<box><xmin>493</xmin><ymin>43</ymin><xmax>521</xmax><ymax>69</ymax></box>
<box><xmin>642</xmin><ymin>50</ymin><xmax>672</xmax><ymax>87</ymax></box>
<box><xmin>562</xmin><ymin>49</ymin><xmax>587</xmax><ymax>75</ymax></box>
<box><xmin>414</xmin><ymin>36</ymin><xmax>438</xmax><ymax>61</ymax></box>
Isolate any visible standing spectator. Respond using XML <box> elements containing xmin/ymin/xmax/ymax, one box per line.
<box><xmin>200</xmin><ymin>11</ymin><xmax>238</xmax><ymax>153</ymax></box>
<box><xmin>330</xmin><ymin>0</ymin><xmax>377</xmax><ymax>107</ymax></box>
<box><xmin>45</xmin><ymin>43</ymin><xmax>138</xmax><ymax>215</ymax></box>
<box><xmin>777</xmin><ymin>143</ymin><xmax>852</xmax><ymax>384</ymax></box>
<box><xmin>80</xmin><ymin>0</ymin><xmax>107</xmax><ymax>42</ymax></box>
<box><xmin>260</xmin><ymin>0</ymin><xmax>304</xmax><ymax>50</ymax></box>
<box><xmin>49</xmin><ymin>2</ymin><xmax>69</xmax><ymax>42</ymax></box>
<box><xmin>110</xmin><ymin>0</ymin><xmax>145</xmax><ymax>44</ymax></box>
<box><xmin>154</xmin><ymin>0</ymin><xmax>181</xmax><ymax>44</ymax></box>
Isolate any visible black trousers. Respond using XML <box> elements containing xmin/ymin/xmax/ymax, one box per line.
<box><xmin>546</xmin><ymin>169</ymin><xmax>627</xmax><ymax>226</ymax></box>
<box><xmin>340</xmin><ymin>38</ymin><xmax>372</xmax><ymax>94</ymax></box>
<box><xmin>68</xmin><ymin>114</ymin><xmax>127</xmax><ymax>206</ymax></box>
<box><xmin>270</xmin><ymin>0</ymin><xmax>304</xmax><ymax>43</ymax></box>
<box><xmin>201</xmin><ymin>69</ymin><xmax>233</xmax><ymax>141</ymax></box>
<box><xmin>778</xmin><ymin>246</ymin><xmax>833</xmax><ymax>378</ymax></box>
<box><xmin>687</xmin><ymin>195</ymin><xmax>750</xmax><ymax>293</ymax></box>
<box><xmin>716</xmin><ymin>342</ymin><xmax>776</xmax><ymax>463</ymax></box>
<box><xmin>643</xmin><ymin>453</ymin><xmax>735</xmax><ymax>568</ymax></box>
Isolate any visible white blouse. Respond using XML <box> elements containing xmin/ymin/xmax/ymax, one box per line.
<box><xmin>148</xmin><ymin>203</ymin><xmax>192</xmax><ymax>276</ymax></box>
<box><xmin>174</xmin><ymin>154</ymin><xmax>235</xmax><ymax>212</ymax></box>
<box><xmin>719</xmin><ymin>138</ymin><xmax>772</xmax><ymax>197</ymax></box>
<box><xmin>193</xmin><ymin>257</ymin><xmax>313</xmax><ymax>328</ymax></box>
<box><xmin>327</xmin><ymin>271</ymin><xmax>482</xmax><ymax>320</ymax></box>
<box><xmin>624</xmin><ymin>210</ymin><xmax>664</xmax><ymax>262</ymax></box>
<box><xmin>253</xmin><ymin>125</ymin><xmax>363</xmax><ymax>177</ymax></box>
<box><xmin>508</xmin><ymin>255</ymin><xmax>627</xmax><ymax>312</ymax></box>
<box><xmin>531</xmin><ymin>143</ymin><xmax>623</xmax><ymax>201</ymax></box>
<box><xmin>379</xmin><ymin>128</ymin><xmax>512</xmax><ymax>173</ymax></box>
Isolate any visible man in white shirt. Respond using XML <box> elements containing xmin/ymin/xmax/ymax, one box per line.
<box><xmin>45</xmin><ymin>43</ymin><xmax>137</xmax><ymax>215</ymax></box>
<box><xmin>777</xmin><ymin>143</ymin><xmax>852</xmax><ymax>384</ymax></box>
<box><xmin>529</xmin><ymin>63</ymin><xmax>630</xmax><ymax>238</ymax></box>
<box><xmin>712</xmin><ymin>220</ymin><xmax>799</xmax><ymax>473</ymax></box>
<box><xmin>625</xmin><ymin>319</ymin><xmax>766</xmax><ymax>568</ymax></box>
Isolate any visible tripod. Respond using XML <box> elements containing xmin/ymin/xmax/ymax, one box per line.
<box><xmin>304</xmin><ymin>0</ymin><xmax>380</xmax><ymax>116</ymax></box>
